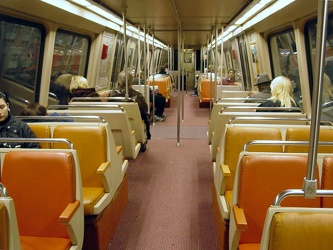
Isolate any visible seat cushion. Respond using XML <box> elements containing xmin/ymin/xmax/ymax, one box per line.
<box><xmin>82</xmin><ymin>187</ymin><xmax>105</xmax><ymax>215</ymax></box>
<box><xmin>20</xmin><ymin>235</ymin><xmax>71</xmax><ymax>250</ymax></box>
<box><xmin>238</xmin><ymin>243</ymin><xmax>260</xmax><ymax>250</ymax></box>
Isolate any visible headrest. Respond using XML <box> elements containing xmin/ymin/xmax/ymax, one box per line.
<box><xmin>255</xmin><ymin>73</ymin><xmax>271</xmax><ymax>86</ymax></box>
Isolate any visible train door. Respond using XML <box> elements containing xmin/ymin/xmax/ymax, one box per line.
<box><xmin>183</xmin><ymin>50</ymin><xmax>195</xmax><ymax>90</ymax></box>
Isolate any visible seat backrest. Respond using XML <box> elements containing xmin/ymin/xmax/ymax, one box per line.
<box><xmin>1</xmin><ymin>151</ymin><xmax>76</xmax><ymax>239</ymax></box>
<box><xmin>69</xmin><ymin>101</ymin><xmax>146</xmax><ymax>144</ymax></box>
<box><xmin>50</xmin><ymin>109</ymin><xmax>140</xmax><ymax>159</ymax></box>
<box><xmin>321</xmin><ymin>156</ymin><xmax>333</xmax><ymax>208</ymax></box>
<box><xmin>28</xmin><ymin>124</ymin><xmax>51</xmax><ymax>148</ymax></box>
<box><xmin>148</xmin><ymin>76</ymin><xmax>171</xmax><ymax>99</ymax></box>
<box><xmin>261</xmin><ymin>207</ymin><xmax>333</xmax><ymax>250</ymax></box>
<box><xmin>222</xmin><ymin>127</ymin><xmax>283</xmax><ymax>193</ymax></box>
<box><xmin>234</xmin><ymin>154</ymin><xmax>320</xmax><ymax>244</ymax></box>
<box><xmin>285</xmin><ymin>128</ymin><xmax>333</xmax><ymax>153</ymax></box>
<box><xmin>199</xmin><ymin>79</ymin><xmax>215</xmax><ymax>101</ymax></box>
<box><xmin>53</xmin><ymin>125</ymin><xmax>107</xmax><ymax>188</ymax></box>
<box><xmin>208</xmin><ymin>102</ymin><xmax>260</xmax><ymax>145</ymax></box>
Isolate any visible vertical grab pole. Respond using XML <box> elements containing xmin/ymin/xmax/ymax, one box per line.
<box><xmin>122</xmin><ymin>12</ymin><xmax>128</xmax><ymax>99</ymax></box>
<box><xmin>209</xmin><ymin>33</ymin><xmax>213</xmax><ymax>114</ymax></box>
<box><xmin>137</xmin><ymin>25</ymin><xmax>141</xmax><ymax>84</ymax></box>
<box><xmin>303</xmin><ymin>0</ymin><xmax>329</xmax><ymax>198</ymax></box>
<box><xmin>152</xmin><ymin>31</ymin><xmax>156</xmax><ymax>124</ymax></box>
<box><xmin>182</xmin><ymin>35</ymin><xmax>185</xmax><ymax>121</ymax></box>
<box><xmin>214</xmin><ymin>25</ymin><xmax>218</xmax><ymax>103</ymax></box>
<box><xmin>221</xmin><ymin>27</ymin><xmax>224</xmax><ymax>82</ymax></box>
<box><xmin>143</xmin><ymin>26</ymin><xmax>148</xmax><ymax>105</ymax></box>
<box><xmin>177</xmin><ymin>24</ymin><xmax>181</xmax><ymax>146</ymax></box>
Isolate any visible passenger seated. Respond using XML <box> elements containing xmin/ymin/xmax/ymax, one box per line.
<box><xmin>133</xmin><ymin>74</ymin><xmax>166</xmax><ymax>122</ymax></box>
<box><xmin>245</xmin><ymin>73</ymin><xmax>271</xmax><ymax>103</ymax></box>
<box><xmin>53</xmin><ymin>74</ymin><xmax>100</xmax><ymax>105</ymax></box>
<box><xmin>222</xmin><ymin>68</ymin><xmax>236</xmax><ymax>85</ymax></box>
<box><xmin>110</xmin><ymin>71</ymin><xmax>151</xmax><ymax>140</ymax></box>
<box><xmin>149</xmin><ymin>87</ymin><xmax>166</xmax><ymax>122</ymax></box>
<box><xmin>0</xmin><ymin>91</ymin><xmax>39</xmax><ymax>148</ymax></box>
<box><xmin>257</xmin><ymin>76</ymin><xmax>300</xmax><ymax>112</ymax></box>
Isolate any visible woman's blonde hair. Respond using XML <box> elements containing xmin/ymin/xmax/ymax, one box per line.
<box><xmin>54</xmin><ymin>74</ymin><xmax>88</xmax><ymax>93</ymax></box>
<box><xmin>69</xmin><ymin>75</ymin><xmax>88</xmax><ymax>92</ymax></box>
<box><xmin>269</xmin><ymin>76</ymin><xmax>297</xmax><ymax>107</ymax></box>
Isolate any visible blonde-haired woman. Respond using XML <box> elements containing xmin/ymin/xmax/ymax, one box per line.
<box><xmin>53</xmin><ymin>74</ymin><xmax>98</xmax><ymax>104</ymax></box>
<box><xmin>257</xmin><ymin>76</ymin><xmax>299</xmax><ymax>112</ymax></box>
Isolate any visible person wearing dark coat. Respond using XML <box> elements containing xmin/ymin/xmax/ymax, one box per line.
<box><xmin>111</xmin><ymin>71</ymin><xmax>151</xmax><ymax>140</ymax></box>
<box><xmin>0</xmin><ymin>92</ymin><xmax>40</xmax><ymax>148</ymax></box>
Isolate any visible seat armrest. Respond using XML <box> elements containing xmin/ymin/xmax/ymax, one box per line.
<box><xmin>233</xmin><ymin>205</ymin><xmax>248</xmax><ymax>231</ymax></box>
<box><xmin>59</xmin><ymin>200</ymin><xmax>81</xmax><ymax>245</ymax></box>
<box><xmin>97</xmin><ymin>161</ymin><xmax>110</xmax><ymax>174</ymax></box>
<box><xmin>97</xmin><ymin>161</ymin><xmax>112</xmax><ymax>193</ymax></box>
<box><xmin>220</xmin><ymin>163</ymin><xmax>231</xmax><ymax>194</ymax></box>
<box><xmin>229</xmin><ymin>205</ymin><xmax>248</xmax><ymax>250</ymax></box>
<box><xmin>116</xmin><ymin>146</ymin><xmax>123</xmax><ymax>155</ymax></box>
<box><xmin>59</xmin><ymin>200</ymin><xmax>80</xmax><ymax>224</ymax></box>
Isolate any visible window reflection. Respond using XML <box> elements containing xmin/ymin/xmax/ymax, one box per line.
<box><xmin>269</xmin><ymin>29</ymin><xmax>301</xmax><ymax>106</ymax></box>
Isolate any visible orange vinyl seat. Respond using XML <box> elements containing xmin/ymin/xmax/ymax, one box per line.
<box><xmin>321</xmin><ymin>156</ymin><xmax>333</xmax><ymax>208</ymax></box>
<box><xmin>217</xmin><ymin>127</ymin><xmax>283</xmax><ymax>219</ymax></box>
<box><xmin>1</xmin><ymin>151</ymin><xmax>83</xmax><ymax>250</ymax></box>
<box><xmin>229</xmin><ymin>154</ymin><xmax>321</xmax><ymax>250</ymax></box>
<box><xmin>285</xmin><ymin>128</ymin><xmax>333</xmax><ymax>153</ymax></box>
<box><xmin>28</xmin><ymin>124</ymin><xmax>52</xmax><ymax>148</ymax></box>
<box><xmin>53</xmin><ymin>125</ymin><xmax>113</xmax><ymax>215</ymax></box>
<box><xmin>260</xmin><ymin>206</ymin><xmax>333</xmax><ymax>250</ymax></box>
<box><xmin>148</xmin><ymin>76</ymin><xmax>171</xmax><ymax>100</ymax></box>
<box><xmin>199</xmin><ymin>79</ymin><xmax>215</xmax><ymax>103</ymax></box>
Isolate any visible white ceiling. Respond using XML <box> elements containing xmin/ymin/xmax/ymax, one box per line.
<box><xmin>96</xmin><ymin>0</ymin><xmax>249</xmax><ymax>49</ymax></box>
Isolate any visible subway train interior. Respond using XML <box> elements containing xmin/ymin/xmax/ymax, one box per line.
<box><xmin>1</xmin><ymin>0</ymin><xmax>333</xmax><ymax>249</ymax></box>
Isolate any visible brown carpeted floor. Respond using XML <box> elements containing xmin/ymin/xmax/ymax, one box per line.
<box><xmin>108</xmin><ymin>92</ymin><xmax>218</xmax><ymax>249</ymax></box>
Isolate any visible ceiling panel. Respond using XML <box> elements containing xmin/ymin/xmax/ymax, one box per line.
<box><xmin>96</xmin><ymin>0</ymin><xmax>249</xmax><ymax>49</ymax></box>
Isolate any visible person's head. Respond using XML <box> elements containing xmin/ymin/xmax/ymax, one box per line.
<box><xmin>20</xmin><ymin>102</ymin><xmax>47</xmax><ymax>116</ymax></box>
<box><xmin>270</xmin><ymin>76</ymin><xmax>296</xmax><ymax>107</ymax></box>
<box><xmin>117</xmin><ymin>71</ymin><xmax>134</xmax><ymax>90</ymax></box>
<box><xmin>0</xmin><ymin>91</ymin><xmax>10</xmax><ymax>122</ymax></box>
<box><xmin>159</xmin><ymin>66</ymin><xmax>167</xmax><ymax>74</ymax></box>
<box><xmin>227</xmin><ymin>69</ymin><xmax>235</xmax><ymax>79</ymax></box>
<box><xmin>255</xmin><ymin>73</ymin><xmax>271</xmax><ymax>91</ymax></box>
<box><xmin>54</xmin><ymin>74</ymin><xmax>91</xmax><ymax>104</ymax></box>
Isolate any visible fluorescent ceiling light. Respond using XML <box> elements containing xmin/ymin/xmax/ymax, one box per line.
<box><xmin>70</xmin><ymin>0</ymin><xmax>90</xmax><ymax>7</ymax></box>
<box><xmin>235</xmin><ymin>0</ymin><xmax>273</xmax><ymax>25</ymax></box>
<box><xmin>242</xmin><ymin>0</ymin><xmax>295</xmax><ymax>30</ymax></box>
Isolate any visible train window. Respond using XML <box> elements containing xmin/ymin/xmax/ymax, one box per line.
<box><xmin>223</xmin><ymin>39</ymin><xmax>244</xmax><ymax>87</ymax></box>
<box><xmin>110</xmin><ymin>34</ymin><xmax>124</xmax><ymax>88</ymax></box>
<box><xmin>0</xmin><ymin>16</ymin><xmax>44</xmax><ymax>114</ymax></box>
<box><xmin>238</xmin><ymin>34</ymin><xmax>251</xmax><ymax>91</ymax></box>
<box><xmin>306</xmin><ymin>15</ymin><xmax>333</xmax><ymax>121</ymax></box>
<box><xmin>268</xmin><ymin>29</ymin><xmax>302</xmax><ymax>106</ymax></box>
<box><xmin>49</xmin><ymin>30</ymin><xmax>90</xmax><ymax>100</ymax></box>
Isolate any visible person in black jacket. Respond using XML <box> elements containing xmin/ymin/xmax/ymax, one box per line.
<box><xmin>0</xmin><ymin>92</ymin><xmax>40</xmax><ymax>148</ymax></box>
<box><xmin>111</xmin><ymin>71</ymin><xmax>151</xmax><ymax>140</ymax></box>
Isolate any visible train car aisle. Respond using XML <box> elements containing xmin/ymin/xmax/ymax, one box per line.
<box><xmin>108</xmin><ymin>93</ymin><xmax>218</xmax><ymax>249</ymax></box>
